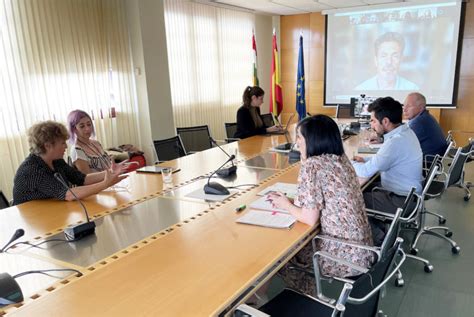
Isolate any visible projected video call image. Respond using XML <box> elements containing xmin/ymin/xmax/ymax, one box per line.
<box><xmin>325</xmin><ymin>2</ymin><xmax>462</xmax><ymax>106</ymax></box>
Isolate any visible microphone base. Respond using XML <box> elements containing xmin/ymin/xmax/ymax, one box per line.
<box><xmin>216</xmin><ymin>165</ymin><xmax>237</xmax><ymax>178</ymax></box>
<box><xmin>204</xmin><ymin>182</ymin><xmax>230</xmax><ymax>195</ymax></box>
<box><xmin>64</xmin><ymin>221</ymin><xmax>96</xmax><ymax>241</ymax></box>
<box><xmin>0</xmin><ymin>273</ymin><xmax>23</xmax><ymax>306</ymax></box>
<box><xmin>289</xmin><ymin>150</ymin><xmax>301</xmax><ymax>163</ymax></box>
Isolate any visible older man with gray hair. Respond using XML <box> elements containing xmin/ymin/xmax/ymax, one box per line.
<box><xmin>403</xmin><ymin>92</ymin><xmax>448</xmax><ymax>159</ymax></box>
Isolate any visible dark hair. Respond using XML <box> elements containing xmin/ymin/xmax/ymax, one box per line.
<box><xmin>296</xmin><ymin>114</ymin><xmax>344</xmax><ymax>157</ymax></box>
<box><xmin>242</xmin><ymin>86</ymin><xmax>264</xmax><ymax>107</ymax></box>
<box><xmin>374</xmin><ymin>32</ymin><xmax>405</xmax><ymax>55</ymax></box>
<box><xmin>368</xmin><ymin>97</ymin><xmax>403</xmax><ymax>124</ymax></box>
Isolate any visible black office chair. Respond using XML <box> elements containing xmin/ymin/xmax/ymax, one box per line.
<box><xmin>153</xmin><ymin>136</ymin><xmax>187</xmax><ymax>162</ymax></box>
<box><xmin>335</xmin><ymin>104</ymin><xmax>355</xmax><ymax>119</ymax></box>
<box><xmin>0</xmin><ymin>191</ymin><xmax>10</xmax><ymax>209</ymax></box>
<box><xmin>445</xmin><ymin>138</ymin><xmax>473</xmax><ymax>201</ymax></box>
<box><xmin>261</xmin><ymin>113</ymin><xmax>275</xmax><ymax>128</ymax></box>
<box><xmin>224</xmin><ymin>122</ymin><xmax>239</xmax><ymax>143</ymax></box>
<box><xmin>176</xmin><ymin>125</ymin><xmax>213</xmax><ymax>153</ymax></box>
<box><xmin>409</xmin><ymin>153</ymin><xmax>461</xmax><ymax>255</ymax></box>
<box><xmin>243</xmin><ymin>238</ymin><xmax>405</xmax><ymax>317</ymax></box>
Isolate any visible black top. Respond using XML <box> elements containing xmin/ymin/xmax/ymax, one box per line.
<box><xmin>13</xmin><ymin>154</ymin><xmax>86</xmax><ymax>205</ymax></box>
<box><xmin>234</xmin><ymin>105</ymin><xmax>267</xmax><ymax>139</ymax></box>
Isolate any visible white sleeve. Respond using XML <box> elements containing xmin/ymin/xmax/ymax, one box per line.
<box><xmin>70</xmin><ymin>146</ymin><xmax>88</xmax><ymax>163</ymax></box>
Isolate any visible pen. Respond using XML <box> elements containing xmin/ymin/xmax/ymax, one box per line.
<box><xmin>235</xmin><ymin>205</ymin><xmax>246</xmax><ymax>212</ymax></box>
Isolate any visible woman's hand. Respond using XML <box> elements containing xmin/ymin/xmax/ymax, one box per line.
<box><xmin>104</xmin><ymin>168</ymin><xmax>128</xmax><ymax>188</ymax></box>
<box><xmin>266</xmin><ymin>192</ymin><xmax>293</xmax><ymax>211</ymax></box>
<box><xmin>266</xmin><ymin>125</ymin><xmax>282</xmax><ymax>133</ymax></box>
<box><xmin>111</xmin><ymin>160</ymin><xmax>130</xmax><ymax>174</ymax></box>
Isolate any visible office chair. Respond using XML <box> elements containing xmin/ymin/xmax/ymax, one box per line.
<box><xmin>0</xmin><ymin>191</ymin><xmax>10</xmax><ymax>209</ymax></box>
<box><xmin>153</xmin><ymin>136</ymin><xmax>187</xmax><ymax>162</ymax></box>
<box><xmin>366</xmin><ymin>187</ymin><xmax>433</xmax><ymax>286</ymax></box>
<box><xmin>261</xmin><ymin>113</ymin><xmax>275</xmax><ymax>128</ymax></box>
<box><xmin>224</xmin><ymin>122</ymin><xmax>240</xmax><ymax>143</ymax></box>
<box><xmin>409</xmin><ymin>153</ymin><xmax>462</xmax><ymax>255</ymax></box>
<box><xmin>445</xmin><ymin>138</ymin><xmax>473</xmax><ymax>201</ymax></box>
<box><xmin>335</xmin><ymin>104</ymin><xmax>355</xmax><ymax>119</ymax></box>
<box><xmin>176</xmin><ymin>125</ymin><xmax>213</xmax><ymax>153</ymax></box>
<box><xmin>238</xmin><ymin>238</ymin><xmax>406</xmax><ymax>317</ymax></box>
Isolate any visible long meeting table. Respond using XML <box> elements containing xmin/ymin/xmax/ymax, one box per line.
<box><xmin>0</xmin><ymin>121</ymin><xmax>369</xmax><ymax>316</ymax></box>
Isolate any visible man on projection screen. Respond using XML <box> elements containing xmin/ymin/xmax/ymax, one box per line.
<box><xmin>356</xmin><ymin>32</ymin><xmax>419</xmax><ymax>91</ymax></box>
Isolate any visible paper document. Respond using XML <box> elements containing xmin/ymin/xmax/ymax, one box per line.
<box><xmin>257</xmin><ymin>182</ymin><xmax>297</xmax><ymax>199</ymax></box>
<box><xmin>236</xmin><ymin>210</ymin><xmax>296</xmax><ymax>229</ymax></box>
<box><xmin>249</xmin><ymin>196</ymin><xmax>289</xmax><ymax>214</ymax></box>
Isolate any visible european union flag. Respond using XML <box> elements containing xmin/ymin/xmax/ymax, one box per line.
<box><xmin>296</xmin><ymin>35</ymin><xmax>306</xmax><ymax>121</ymax></box>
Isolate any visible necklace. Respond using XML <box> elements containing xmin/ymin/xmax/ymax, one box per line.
<box><xmin>76</xmin><ymin>138</ymin><xmax>111</xmax><ymax>170</ymax></box>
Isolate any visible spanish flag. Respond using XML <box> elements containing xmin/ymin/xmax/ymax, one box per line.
<box><xmin>252</xmin><ymin>30</ymin><xmax>259</xmax><ymax>87</ymax></box>
<box><xmin>270</xmin><ymin>31</ymin><xmax>283</xmax><ymax>117</ymax></box>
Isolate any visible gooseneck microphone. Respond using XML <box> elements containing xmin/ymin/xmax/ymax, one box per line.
<box><xmin>0</xmin><ymin>229</ymin><xmax>25</xmax><ymax>253</ymax></box>
<box><xmin>203</xmin><ymin>155</ymin><xmax>235</xmax><ymax>195</ymax></box>
<box><xmin>54</xmin><ymin>173</ymin><xmax>96</xmax><ymax>241</ymax></box>
<box><xmin>209</xmin><ymin>137</ymin><xmax>237</xmax><ymax>177</ymax></box>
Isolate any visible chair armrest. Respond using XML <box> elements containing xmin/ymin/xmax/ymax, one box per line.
<box><xmin>347</xmin><ymin>242</ymin><xmax>406</xmax><ymax>305</ymax></box>
<box><xmin>365</xmin><ymin>208</ymin><xmax>396</xmax><ymax>221</ymax></box>
<box><xmin>314</xmin><ymin>250</ymin><xmax>371</xmax><ymax>275</ymax></box>
<box><xmin>234</xmin><ymin>304</ymin><xmax>270</xmax><ymax>317</ymax></box>
<box><xmin>313</xmin><ymin>235</ymin><xmax>380</xmax><ymax>258</ymax></box>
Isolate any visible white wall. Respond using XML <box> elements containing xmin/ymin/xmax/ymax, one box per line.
<box><xmin>125</xmin><ymin>0</ymin><xmax>175</xmax><ymax>163</ymax></box>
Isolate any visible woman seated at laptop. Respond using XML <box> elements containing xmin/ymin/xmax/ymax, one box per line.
<box><xmin>234</xmin><ymin>86</ymin><xmax>282</xmax><ymax>139</ymax></box>
<box><xmin>267</xmin><ymin>115</ymin><xmax>374</xmax><ymax>295</ymax></box>
<box><xmin>12</xmin><ymin>121</ymin><xmax>127</xmax><ymax>205</ymax></box>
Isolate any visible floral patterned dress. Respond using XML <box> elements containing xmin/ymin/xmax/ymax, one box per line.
<box><xmin>278</xmin><ymin>154</ymin><xmax>374</xmax><ymax>296</ymax></box>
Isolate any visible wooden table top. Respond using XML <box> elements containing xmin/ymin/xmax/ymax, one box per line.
<box><xmin>1</xmin><ymin>121</ymin><xmax>369</xmax><ymax>316</ymax></box>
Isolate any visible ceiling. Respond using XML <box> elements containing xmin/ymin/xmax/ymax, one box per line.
<box><xmin>197</xmin><ymin>0</ymin><xmax>436</xmax><ymax>15</ymax></box>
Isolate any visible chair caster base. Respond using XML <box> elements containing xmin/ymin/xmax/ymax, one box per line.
<box><xmin>445</xmin><ymin>231</ymin><xmax>453</xmax><ymax>238</ymax></box>
<box><xmin>452</xmin><ymin>246</ymin><xmax>461</xmax><ymax>254</ymax></box>
<box><xmin>395</xmin><ymin>278</ymin><xmax>404</xmax><ymax>287</ymax></box>
<box><xmin>438</xmin><ymin>218</ymin><xmax>446</xmax><ymax>225</ymax></box>
<box><xmin>410</xmin><ymin>248</ymin><xmax>419</xmax><ymax>255</ymax></box>
<box><xmin>464</xmin><ymin>195</ymin><xmax>470</xmax><ymax>202</ymax></box>
<box><xmin>424</xmin><ymin>264</ymin><xmax>434</xmax><ymax>273</ymax></box>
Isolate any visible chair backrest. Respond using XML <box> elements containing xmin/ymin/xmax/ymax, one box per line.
<box><xmin>446</xmin><ymin>147</ymin><xmax>472</xmax><ymax>187</ymax></box>
<box><xmin>336</xmin><ymin>104</ymin><xmax>355</xmax><ymax>118</ymax></box>
<box><xmin>261</xmin><ymin>113</ymin><xmax>274</xmax><ymax>128</ymax></box>
<box><xmin>379</xmin><ymin>205</ymin><xmax>403</xmax><ymax>260</ymax></box>
<box><xmin>224</xmin><ymin>122</ymin><xmax>238</xmax><ymax>142</ymax></box>
<box><xmin>153</xmin><ymin>136</ymin><xmax>187</xmax><ymax>162</ymax></box>
<box><xmin>176</xmin><ymin>125</ymin><xmax>213</xmax><ymax>153</ymax></box>
<box><xmin>0</xmin><ymin>191</ymin><xmax>10</xmax><ymax>209</ymax></box>
<box><xmin>344</xmin><ymin>238</ymin><xmax>403</xmax><ymax>317</ymax></box>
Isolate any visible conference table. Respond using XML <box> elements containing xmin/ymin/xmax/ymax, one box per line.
<box><xmin>0</xmin><ymin>120</ymin><xmax>370</xmax><ymax>316</ymax></box>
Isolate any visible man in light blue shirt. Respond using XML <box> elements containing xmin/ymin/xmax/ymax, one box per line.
<box><xmin>353</xmin><ymin>97</ymin><xmax>422</xmax><ymax>243</ymax></box>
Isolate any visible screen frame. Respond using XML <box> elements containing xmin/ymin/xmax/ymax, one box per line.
<box><xmin>322</xmin><ymin>2</ymin><xmax>466</xmax><ymax>108</ymax></box>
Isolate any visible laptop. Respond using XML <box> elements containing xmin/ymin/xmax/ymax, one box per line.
<box><xmin>266</xmin><ymin>113</ymin><xmax>296</xmax><ymax>135</ymax></box>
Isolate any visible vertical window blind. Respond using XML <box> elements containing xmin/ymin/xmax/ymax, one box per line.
<box><xmin>164</xmin><ymin>0</ymin><xmax>255</xmax><ymax>140</ymax></box>
<box><xmin>0</xmin><ymin>0</ymin><xmax>140</xmax><ymax>198</ymax></box>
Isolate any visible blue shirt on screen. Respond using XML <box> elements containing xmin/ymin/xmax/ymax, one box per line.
<box><xmin>352</xmin><ymin>124</ymin><xmax>423</xmax><ymax>195</ymax></box>
<box><xmin>408</xmin><ymin>109</ymin><xmax>448</xmax><ymax>158</ymax></box>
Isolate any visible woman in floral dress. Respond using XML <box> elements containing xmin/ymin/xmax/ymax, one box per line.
<box><xmin>268</xmin><ymin>114</ymin><xmax>374</xmax><ymax>296</ymax></box>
